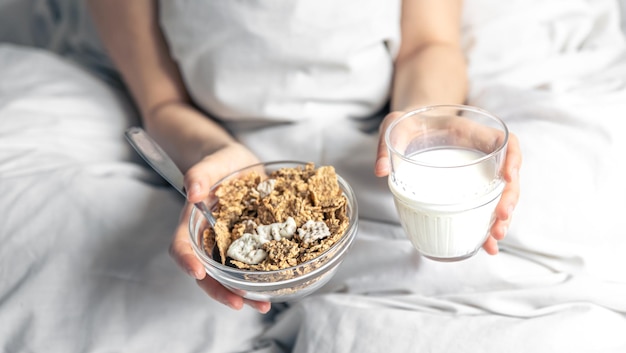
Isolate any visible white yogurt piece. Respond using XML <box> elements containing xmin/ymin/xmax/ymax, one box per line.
<box><xmin>257</xmin><ymin>217</ymin><xmax>297</xmax><ymax>241</ymax></box>
<box><xmin>227</xmin><ymin>217</ymin><xmax>298</xmax><ymax>264</ymax></box>
<box><xmin>227</xmin><ymin>233</ymin><xmax>269</xmax><ymax>265</ymax></box>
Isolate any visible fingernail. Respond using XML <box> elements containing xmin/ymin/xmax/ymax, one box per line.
<box><xmin>225</xmin><ymin>299</ymin><xmax>241</xmax><ymax>310</ymax></box>
<box><xmin>218</xmin><ymin>297</ymin><xmax>232</xmax><ymax>308</ymax></box>
<box><xmin>374</xmin><ymin>160</ymin><xmax>382</xmax><ymax>172</ymax></box>
<box><xmin>186</xmin><ymin>268</ymin><xmax>196</xmax><ymax>278</ymax></box>
<box><xmin>187</xmin><ymin>182</ymin><xmax>201</xmax><ymax>200</ymax></box>
<box><xmin>250</xmin><ymin>302</ymin><xmax>271</xmax><ymax>314</ymax></box>
<box><xmin>187</xmin><ymin>267</ymin><xmax>201</xmax><ymax>280</ymax></box>
<box><xmin>375</xmin><ymin>159</ymin><xmax>389</xmax><ymax>176</ymax></box>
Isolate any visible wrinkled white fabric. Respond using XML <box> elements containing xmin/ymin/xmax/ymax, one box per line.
<box><xmin>0</xmin><ymin>44</ymin><xmax>268</xmax><ymax>353</ymax></box>
<box><xmin>158</xmin><ymin>0</ymin><xmax>401</xmax><ymax>124</ymax></box>
<box><xmin>1</xmin><ymin>0</ymin><xmax>626</xmax><ymax>352</ymax></box>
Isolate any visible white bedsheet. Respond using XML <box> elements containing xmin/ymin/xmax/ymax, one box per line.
<box><xmin>1</xmin><ymin>0</ymin><xmax>626</xmax><ymax>352</ymax></box>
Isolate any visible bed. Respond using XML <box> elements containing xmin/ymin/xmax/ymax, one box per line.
<box><xmin>1</xmin><ymin>0</ymin><xmax>625</xmax><ymax>352</ymax></box>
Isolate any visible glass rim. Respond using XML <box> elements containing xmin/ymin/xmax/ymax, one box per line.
<box><xmin>384</xmin><ymin>104</ymin><xmax>509</xmax><ymax>168</ymax></box>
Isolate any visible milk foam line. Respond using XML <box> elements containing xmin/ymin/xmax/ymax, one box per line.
<box><xmin>389</xmin><ymin>179</ymin><xmax>505</xmax><ymax>213</ymax></box>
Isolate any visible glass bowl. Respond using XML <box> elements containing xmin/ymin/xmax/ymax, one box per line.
<box><xmin>188</xmin><ymin>161</ymin><xmax>358</xmax><ymax>302</ymax></box>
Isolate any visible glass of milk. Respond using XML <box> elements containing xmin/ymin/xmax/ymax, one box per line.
<box><xmin>385</xmin><ymin>105</ymin><xmax>509</xmax><ymax>261</ymax></box>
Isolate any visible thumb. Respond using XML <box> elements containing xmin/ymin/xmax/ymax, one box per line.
<box><xmin>182</xmin><ymin>144</ymin><xmax>261</xmax><ymax>204</ymax></box>
<box><xmin>375</xmin><ymin>111</ymin><xmax>405</xmax><ymax>177</ymax></box>
<box><xmin>183</xmin><ymin>161</ymin><xmax>213</xmax><ymax>204</ymax></box>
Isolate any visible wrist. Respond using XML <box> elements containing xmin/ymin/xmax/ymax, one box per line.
<box><xmin>141</xmin><ymin>100</ymin><xmax>238</xmax><ymax>172</ymax></box>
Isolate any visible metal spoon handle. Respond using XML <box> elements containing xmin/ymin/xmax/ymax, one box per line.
<box><xmin>125</xmin><ymin>127</ymin><xmax>186</xmax><ymax>196</ymax></box>
<box><xmin>124</xmin><ymin>126</ymin><xmax>215</xmax><ymax>225</ymax></box>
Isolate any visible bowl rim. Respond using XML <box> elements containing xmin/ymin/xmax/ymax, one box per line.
<box><xmin>188</xmin><ymin>160</ymin><xmax>359</xmax><ymax>277</ymax></box>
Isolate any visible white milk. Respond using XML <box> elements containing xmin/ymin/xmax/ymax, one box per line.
<box><xmin>389</xmin><ymin>147</ymin><xmax>504</xmax><ymax>261</ymax></box>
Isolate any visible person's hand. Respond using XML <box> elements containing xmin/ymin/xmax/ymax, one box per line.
<box><xmin>374</xmin><ymin>110</ymin><xmax>522</xmax><ymax>254</ymax></box>
<box><xmin>168</xmin><ymin>142</ymin><xmax>272</xmax><ymax>313</ymax></box>
<box><xmin>483</xmin><ymin>132</ymin><xmax>521</xmax><ymax>254</ymax></box>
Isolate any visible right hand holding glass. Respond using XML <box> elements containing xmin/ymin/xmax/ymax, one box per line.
<box><xmin>375</xmin><ymin>107</ymin><xmax>522</xmax><ymax>258</ymax></box>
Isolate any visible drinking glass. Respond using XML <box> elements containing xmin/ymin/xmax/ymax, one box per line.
<box><xmin>385</xmin><ymin>105</ymin><xmax>509</xmax><ymax>261</ymax></box>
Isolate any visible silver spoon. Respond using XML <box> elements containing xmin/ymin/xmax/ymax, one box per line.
<box><xmin>124</xmin><ymin>126</ymin><xmax>216</xmax><ymax>226</ymax></box>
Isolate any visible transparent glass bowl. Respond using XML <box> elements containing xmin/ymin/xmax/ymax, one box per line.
<box><xmin>188</xmin><ymin>161</ymin><xmax>358</xmax><ymax>302</ymax></box>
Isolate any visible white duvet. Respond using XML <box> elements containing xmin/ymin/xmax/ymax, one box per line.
<box><xmin>1</xmin><ymin>0</ymin><xmax>626</xmax><ymax>352</ymax></box>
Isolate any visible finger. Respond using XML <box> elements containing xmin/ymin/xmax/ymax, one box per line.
<box><xmin>196</xmin><ymin>276</ymin><xmax>244</xmax><ymax>310</ymax></box>
<box><xmin>496</xmin><ymin>170</ymin><xmax>520</xmax><ymax>221</ymax></box>
<box><xmin>183</xmin><ymin>156</ymin><xmax>236</xmax><ymax>203</ymax></box>
<box><xmin>491</xmin><ymin>181</ymin><xmax>518</xmax><ymax>241</ymax></box>
<box><xmin>197</xmin><ymin>278</ymin><xmax>272</xmax><ymax>313</ymax></box>
<box><xmin>503</xmin><ymin>133</ymin><xmax>522</xmax><ymax>184</ymax></box>
<box><xmin>375</xmin><ymin>111</ymin><xmax>405</xmax><ymax>177</ymax></box>
<box><xmin>375</xmin><ymin>115</ymin><xmax>394</xmax><ymax>177</ymax></box>
<box><xmin>492</xmin><ymin>133</ymin><xmax>521</xmax><ymax>237</ymax></box>
<box><xmin>183</xmin><ymin>145</ymin><xmax>260</xmax><ymax>203</ymax></box>
<box><xmin>169</xmin><ymin>205</ymin><xmax>206</xmax><ymax>280</ymax></box>
<box><xmin>184</xmin><ymin>161</ymin><xmax>215</xmax><ymax>204</ymax></box>
<box><xmin>447</xmin><ymin>115</ymin><xmax>506</xmax><ymax>155</ymax></box>
<box><xmin>243</xmin><ymin>299</ymin><xmax>272</xmax><ymax>314</ymax></box>
<box><xmin>490</xmin><ymin>217</ymin><xmax>510</xmax><ymax>241</ymax></box>
<box><xmin>482</xmin><ymin>235</ymin><xmax>499</xmax><ymax>255</ymax></box>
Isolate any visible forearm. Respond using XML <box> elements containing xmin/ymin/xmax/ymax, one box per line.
<box><xmin>88</xmin><ymin>0</ymin><xmax>236</xmax><ymax>172</ymax></box>
<box><xmin>143</xmin><ymin>103</ymin><xmax>238</xmax><ymax>172</ymax></box>
<box><xmin>391</xmin><ymin>0</ymin><xmax>467</xmax><ymax>112</ymax></box>
<box><xmin>391</xmin><ymin>43</ymin><xmax>468</xmax><ymax>112</ymax></box>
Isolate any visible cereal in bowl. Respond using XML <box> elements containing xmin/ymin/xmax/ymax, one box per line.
<box><xmin>202</xmin><ymin>163</ymin><xmax>350</xmax><ymax>271</ymax></box>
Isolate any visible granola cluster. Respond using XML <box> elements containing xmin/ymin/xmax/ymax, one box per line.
<box><xmin>202</xmin><ymin>163</ymin><xmax>350</xmax><ymax>271</ymax></box>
